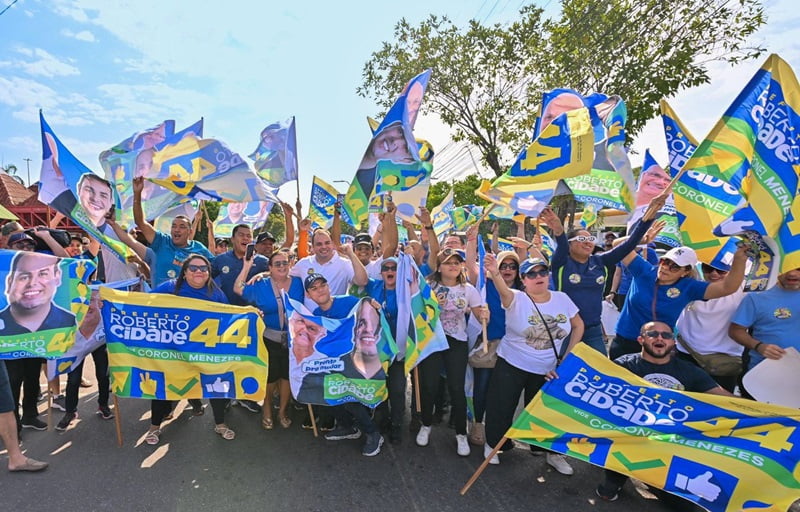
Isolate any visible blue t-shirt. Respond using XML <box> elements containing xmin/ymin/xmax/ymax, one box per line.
<box><xmin>313</xmin><ymin>295</ymin><xmax>360</xmax><ymax>320</ymax></box>
<box><xmin>618</xmin><ymin>247</ymin><xmax>658</xmax><ymax>295</ymax></box>
<box><xmin>731</xmin><ymin>285</ymin><xmax>800</xmax><ymax>369</ymax></box>
<box><xmin>551</xmin><ymin>219</ymin><xmax>651</xmax><ymax>327</ymax></box>
<box><xmin>212</xmin><ymin>251</ymin><xmax>269</xmax><ymax>305</ymax></box>
<box><xmin>615</xmin><ymin>256</ymin><xmax>709</xmax><ymax>340</ymax></box>
<box><xmin>152</xmin><ymin>279</ymin><xmax>229</xmax><ymax>304</ymax></box>
<box><xmin>366</xmin><ymin>282</ymin><xmax>398</xmax><ymax>340</ymax></box>
<box><xmin>150</xmin><ymin>231</ymin><xmax>214</xmax><ymax>286</ymax></box>
<box><xmin>242</xmin><ymin>276</ymin><xmax>304</xmax><ymax>330</ymax></box>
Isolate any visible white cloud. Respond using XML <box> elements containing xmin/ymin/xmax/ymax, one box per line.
<box><xmin>61</xmin><ymin>29</ymin><xmax>97</xmax><ymax>42</ymax></box>
<box><xmin>0</xmin><ymin>47</ymin><xmax>80</xmax><ymax>78</ymax></box>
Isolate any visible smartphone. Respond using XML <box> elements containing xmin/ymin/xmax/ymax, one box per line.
<box><xmin>336</xmin><ymin>193</ymin><xmax>345</xmax><ymax>206</ymax></box>
<box><xmin>245</xmin><ymin>243</ymin><xmax>255</xmax><ymax>260</ymax></box>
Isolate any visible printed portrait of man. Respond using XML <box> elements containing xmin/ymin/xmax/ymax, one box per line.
<box><xmin>0</xmin><ymin>252</ymin><xmax>76</xmax><ymax>335</ymax></box>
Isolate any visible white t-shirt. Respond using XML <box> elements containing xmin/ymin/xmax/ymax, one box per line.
<box><xmin>497</xmin><ymin>289</ymin><xmax>579</xmax><ymax>375</ymax></box>
<box><xmin>290</xmin><ymin>254</ymin><xmax>355</xmax><ymax>309</ymax></box>
<box><xmin>676</xmin><ymin>287</ymin><xmax>746</xmax><ymax>356</ymax></box>
<box><xmin>366</xmin><ymin>258</ymin><xmax>384</xmax><ymax>280</ymax></box>
<box><xmin>432</xmin><ymin>282</ymin><xmax>482</xmax><ymax>341</ymax></box>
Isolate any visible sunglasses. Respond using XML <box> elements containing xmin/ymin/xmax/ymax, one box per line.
<box><xmin>381</xmin><ymin>265</ymin><xmax>397</xmax><ymax>272</ymax></box>
<box><xmin>659</xmin><ymin>259</ymin><xmax>689</xmax><ymax>272</ymax></box>
<box><xmin>271</xmin><ymin>261</ymin><xmax>289</xmax><ymax>267</ymax></box>
<box><xmin>569</xmin><ymin>235</ymin><xmax>596</xmax><ymax>243</ymax></box>
<box><xmin>643</xmin><ymin>330</ymin><xmax>674</xmax><ymax>340</ymax></box>
<box><xmin>11</xmin><ymin>242</ymin><xmax>36</xmax><ymax>250</ymax></box>
<box><xmin>499</xmin><ymin>263</ymin><xmax>519</xmax><ymax>271</ymax></box>
<box><xmin>701</xmin><ymin>264</ymin><xmax>727</xmax><ymax>274</ymax></box>
<box><xmin>187</xmin><ymin>264</ymin><xmax>209</xmax><ymax>273</ymax></box>
<box><xmin>523</xmin><ymin>270</ymin><xmax>549</xmax><ymax>279</ymax></box>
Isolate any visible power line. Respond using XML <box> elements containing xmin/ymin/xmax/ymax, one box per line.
<box><xmin>0</xmin><ymin>0</ymin><xmax>20</xmax><ymax>17</ymax></box>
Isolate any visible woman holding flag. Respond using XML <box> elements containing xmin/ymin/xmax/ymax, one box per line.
<box><xmin>416</xmin><ymin>248</ymin><xmax>488</xmax><ymax>457</ymax></box>
<box><xmin>144</xmin><ymin>255</ymin><xmax>236</xmax><ymax>445</ymax></box>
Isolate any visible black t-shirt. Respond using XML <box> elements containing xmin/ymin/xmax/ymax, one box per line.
<box><xmin>614</xmin><ymin>353</ymin><xmax>718</xmax><ymax>392</ymax></box>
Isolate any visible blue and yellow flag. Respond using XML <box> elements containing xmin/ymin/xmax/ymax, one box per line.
<box><xmin>430</xmin><ymin>188</ymin><xmax>454</xmax><ymax>237</ymax></box>
<box><xmin>637</xmin><ymin>150</ymin><xmax>682</xmax><ymax>248</ymax></box>
<box><xmin>308</xmin><ymin>176</ymin><xmax>342</xmax><ymax>230</ymax></box>
<box><xmin>660</xmin><ymin>100</ymin><xmax>742</xmax><ymax>270</ymax></box>
<box><xmin>509</xmin><ymin>345</ymin><xmax>800</xmax><ymax>512</ymax></box>
<box><xmin>38</xmin><ymin>112</ymin><xmax>134</xmax><ymax>263</ymax></box>
<box><xmin>249</xmin><ymin>117</ymin><xmax>298</xmax><ymax>188</ymax></box>
<box><xmin>684</xmin><ymin>54</ymin><xmax>800</xmax><ymax>274</ymax></box>
<box><xmin>100</xmin><ymin>288</ymin><xmax>267</xmax><ymax>401</ymax></box>
<box><xmin>285</xmin><ymin>297</ymin><xmax>397</xmax><ymax>407</ymax></box>
<box><xmin>0</xmin><ymin>251</ymin><xmax>95</xmax><ymax>359</ymax></box>
<box><xmin>343</xmin><ymin>70</ymin><xmax>431</xmax><ymax>227</ymax></box>
<box><xmin>395</xmin><ymin>253</ymin><xmax>448</xmax><ymax>373</ymax></box>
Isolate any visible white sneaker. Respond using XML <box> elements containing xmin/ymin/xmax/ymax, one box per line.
<box><xmin>546</xmin><ymin>453</ymin><xmax>574</xmax><ymax>475</ymax></box>
<box><xmin>456</xmin><ymin>434</ymin><xmax>470</xmax><ymax>456</ymax></box>
<box><xmin>483</xmin><ymin>443</ymin><xmax>499</xmax><ymax>465</ymax></box>
<box><xmin>416</xmin><ymin>425</ymin><xmax>431</xmax><ymax>447</ymax></box>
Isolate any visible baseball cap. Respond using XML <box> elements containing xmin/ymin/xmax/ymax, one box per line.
<box><xmin>519</xmin><ymin>257</ymin><xmax>550</xmax><ymax>275</ymax></box>
<box><xmin>436</xmin><ymin>248</ymin><xmax>465</xmax><ymax>264</ymax></box>
<box><xmin>256</xmin><ymin>231</ymin><xmax>276</xmax><ymax>244</ymax></box>
<box><xmin>1</xmin><ymin>222</ymin><xmax>23</xmax><ymax>237</ymax></box>
<box><xmin>662</xmin><ymin>247</ymin><xmax>698</xmax><ymax>268</ymax></box>
<box><xmin>495</xmin><ymin>250</ymin><xmax>520</xmax><ymax>265</ymax></box>
<box><xmin>354</xmin><ymin>233</ymin><xmax>373</xmax><ymax>247</ymax></box>
<box><xmin>7</xmin><ymin>232</ymin><xmax>35</xmax><ymax>247</ymax></box>
<box><xmin>703</xmin><ymin>260</ymin><xmax>731</xmax><ymax>272</ymax></box>
<box><xmin>215</xmin><ymin>237</ymin><xmax>229</xmax><ymax>245</ymax></box>
<box><xmin>304</xmin><ymin>273</ymin><xmax>327</xmax><ymax>291</ymax></box>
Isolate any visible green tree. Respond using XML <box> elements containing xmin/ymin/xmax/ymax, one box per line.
<box><xmin>359</xmin><ymin>0</ymin><xmax>765</xmax><ymax>176</ymax></box>
<box><xmin>427</xmin><ymin>174</ymin><xmax>488</xmax><ymax>210</ymax></box>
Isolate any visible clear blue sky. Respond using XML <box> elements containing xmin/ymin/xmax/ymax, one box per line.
<box><xmin>0</xmin><ymin>0</ymin><xmax>797</xmax><ymax>207</ymax></box>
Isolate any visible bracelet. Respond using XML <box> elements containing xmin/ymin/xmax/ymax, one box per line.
<box><xmin>753</xmin><ymin>342</ymin><xmax>763</xmax><ymax>353</ymax></box>
<box><xmin>238</xmin><ymin>281</ymin><xmax>246</xmax><ymax>288</ymax></box>
<box><xmin>424</xmin><ymin>226</ymin><xmax>434</xmax><ymax>230</ymax></box>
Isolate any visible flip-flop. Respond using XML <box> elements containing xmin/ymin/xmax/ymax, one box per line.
<box><xmin>9</xmin><ymin>458</ymin><xmax>48</xmax><ymax>472</ymax></box>
<box><xmin>279</xmin><ymin>416</ymin><xmax>292</xmax><ymax>429</ymax></box>
<box><xmin>262</xmin><ymin>417</ymin><xmax>273</xmax><ymax>430</ymax></box>
<box><xmin>214</xmin><ymin>425</ymin><xmax>235</xmax><ymax>440</ymax></box>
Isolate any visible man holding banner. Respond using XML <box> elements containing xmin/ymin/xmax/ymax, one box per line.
<box><xmin>596</xmin><ymin>320</ymin><xmax>731</xmax><ymax>509</ymax></box>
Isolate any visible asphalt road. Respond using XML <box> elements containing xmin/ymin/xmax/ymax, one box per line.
<box><xmin>1</xmin><ymin>366</ymin><xmax>794</xmax><ymax>512</ymax></box>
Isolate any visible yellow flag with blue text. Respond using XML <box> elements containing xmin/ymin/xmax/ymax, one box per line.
<box><xmin>100</xmin><ymin>288</ymin><xmax>267</xmax><ymax>401</ymax></box>
<box><xmin>683</xmin><ymin>54</ymin><xmax>800</xmax><ymax>274</ymax></box>
<box><xmin>509</xmin><ymin>345</ymin><xmax>800</xmax><ymax>512</ymax></box>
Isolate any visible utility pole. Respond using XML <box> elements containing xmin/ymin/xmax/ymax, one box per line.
<box><xmin>23</xmin><ymin>158</ymin><xmax>32</xmax><ymax>187</ymax></box>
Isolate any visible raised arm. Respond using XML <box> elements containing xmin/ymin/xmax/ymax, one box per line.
<box><xmin>297</xmin><ymin>218</ymin><xmax>310</xmax><ymax>258</ymax></box>
<box><xmin>380</xmin><ymin>199</ymin><xmax>398</xmax><ymax>259</ymax></box>
<box><xmin>600</xmin><ymin>217</ymin><xmax>658</xmax><ymax>266</ymax></box>
<box><xmin>538</xmin><ymin>207</ymin><xmax>566</xmax><ymax>267</ymax></box>
<box><xmin>233</xmin><ymin>249</ymin><xmax>256</xmax><ymax>297</ymax></box>
<box><xmin>339</xmin><ymin>243</ymin><xmax>368</xmax><ymax>287</ymax></box>
<box><xmin>485</xmin><ymin>252</ymin><xmax>514</xmax><ymax>308</ymax></box>
<box><xmin>331</xmin><ymin>201</ymin><xmax>342</xmax><ymax>249</ymax></box>
<box><xmin>490</xmin><ymin>221</ymin><xmax>499</xmax><ymax>254</ymax></box>
<box><xmin>132</xmin><ymin>177</ymin><xmax>156</xmax><ymax>244</ymax></box>
<box><xmin>205</xmin><ymin>215</ymin><xmax>216</xmax><ymax>254</ymax></box>
<box><xmin>107</xmin><ymin>218</ymin><xmax>148</xmax><ymax>261</ymax></box>
<box><xmin>281</xmin><ymin>202</ymin><xmax>295</xmax><ymax>249</ymax></box>
<box><xmin>32</xmin><ymin>227</ymin><xmax>68</xmax><ymax>257</ymax></box>
<box><xmin>704</xmin><ymin>245</ymin><xmax>748</xmax><ymax>299</ymax></box>
<box><xmin>416</xmin><ymin>207</ymin><xmax>438</xmax><ymax>269</ymax></box>
<box><xmin>465</xmin><ymin>224</ymin><xmax>480</xmax><ymax>285</ymax></box>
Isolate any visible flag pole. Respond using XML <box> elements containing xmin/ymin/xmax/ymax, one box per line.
<box><xmin>460</xmin><ymin>435</ymin><xmax>508</xmax><ymax>495</ymax></box>
<box><xmin>113</xmin><ymin>394</ymin><xmax>124</xmax><ymax>447</ymax></box>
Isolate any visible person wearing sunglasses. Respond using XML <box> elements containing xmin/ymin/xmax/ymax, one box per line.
<box><xmin>482</xmin><ymin>257</ymin><xmax>583</xmax><ymax>474</ymax></box>
<box><xmin>234</xmin><ymin>249</ymin><xmax>304</xmax><ymax>430</ymax></box>
<box><xmin>146</xmin><ymin>255</ymin><xmax>234</xmax><ymax>445</ymax></box>
<box><xmin>611</xmin><ymin>244</ymin><xmax>748</xmax><ymax>361</ymax></box>
<box><xmin>539</xmin><ymin>201</ymin><xmax>660</xmax><ymax>355</ymax></box>
<box><xmin>417</xmin><ymin>248</ymin><xmax>488</xmax><ymax>457</ymax></box>
<box><xmin>675</xmin><ymin>260</ymin><xmax>745</xmax><ymax>393</ymax></box>
<box><xmin>596</xmin><ymin>320</ymin><xmax>731</xmax><ymax>506</ymax></box>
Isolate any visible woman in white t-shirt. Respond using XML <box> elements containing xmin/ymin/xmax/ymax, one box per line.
<box><xmin>416</xmin><ymin>248</ymin><xmax>488</xmax><ymax>457</ymax></box>
<box><xmin>483</xmin><ymin>255</ymin><xmax>584</xmax><ymax>475</ymax></box>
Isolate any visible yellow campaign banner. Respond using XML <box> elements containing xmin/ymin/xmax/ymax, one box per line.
<box><xmin>510</xmin><ymin>345</ymin><xmax>800</xmax><ymax>512</ymax></box>
<box><xmin>100</xmin><ymin>288</ymin><xmax>267</xmax><ymax>401</ymax></box>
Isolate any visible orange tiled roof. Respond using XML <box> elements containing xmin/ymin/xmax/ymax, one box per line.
<box><xmin>0</xmin><ymin>171</ymin><xmax>34</xmax><ymax>206</ymax></box>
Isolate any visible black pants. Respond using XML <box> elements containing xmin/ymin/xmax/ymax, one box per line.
<box><xmin>5</xmin><ymin>357</ymin><xmax>43</xmax><ymax>423</ymax></box>
<box><xmin>151</xmin><ymin>398</ymin><xmax>229</xmax><ymax>426</ymax></box>
<box><xmin>599</xmin><ymin>470</ymin><xmax>704</xmax><ymax>511</ymax></box>
<box><xmin>419</xmin><ymin>336</ymin><xmax>468</xmax><ymax>435</ymax></box>
<box><xmin>332</xmin><ymin>402</ymin><xmax>377</xmax><ymax>434</ymax></box>
<box><xmin>386</xmin><ymin>359</ymin><xmax>406</xmax><ymax>428</ymax></box>
<box><xmin>484</xmin><ymin>357</ymin><xmax>547</xmax><ymax>448</ymax></box>
<box><xmin>65</xmin><ymin>346</ymin><xmax>110</xmax><ymax>413</ymax></box>
<box><xmin>608</xmin><ymin>334</ymin><xmax>640</xmax><ymax>361</ymax></box>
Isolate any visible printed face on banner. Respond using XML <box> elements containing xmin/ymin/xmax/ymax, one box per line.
<box><xmin>351</xmin><ymin>300</ymin><xmax>383</xmax><ymax>379</ymax></box>
<box><xmin>6</xmin><ymin>253</ymin><xmax>63</xmax><ymax>316</ymax></box>
<box><xmin>358</xmin><ymin>121</ymin><xmax>416</xmax><ymax>170</ymax></box>
<box><xmin>76</xmin><ymin>174</ymin><xmax>114</xmax><ymax>227</ymax></box>
<box><xmin>288</xmin><ymin>311</ymin><xmax>327</xmax><ymax>363</ymax></box>
<box><xmin>637</xmin><ymin>164</ymin><xmax>672</xmax><ymax>207</ymax></box>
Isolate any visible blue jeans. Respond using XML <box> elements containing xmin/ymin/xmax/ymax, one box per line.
<box><xmin>582</xmin><ymin>323</ymin><xmax>608</xmax><ymax>356</ymax></box>
<box><xmin>472</xmin><ymin>366</ymin><xmax>493</xmax><ymax>423</ymax></box>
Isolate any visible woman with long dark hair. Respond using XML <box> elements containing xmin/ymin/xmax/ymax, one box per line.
<box><xmin>144</xmin><ymin>255</ymin><xmax>235</xmax><ymax>445</ymax></box>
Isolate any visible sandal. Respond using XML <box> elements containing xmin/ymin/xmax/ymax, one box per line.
<box><xmin>262</xmin><ymin>417</ymin><xmax>274</xmax><ymax>430</ymax></box>
<box><xmin>279</xmin><ymin>416</ymin><xmax>292</xmax><ymax>429</ymax></box>
<box><xmin>145</xmin><ymin>429</ymin><xmax>161</xmax><ymax>445</ymax></box>
<box><xmin>214</xmin><ymin>424</ymin><xmax>236</xmax><ymax>440</ymax></box>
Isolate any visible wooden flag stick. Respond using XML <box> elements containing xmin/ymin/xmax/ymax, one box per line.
<box><xmin>307</xmin><ymin>404</ymin><xmax>318</xmax><ymax>438</ymax></box>
<box><xmin>480</xmin><ymin>313</ymin><xmax>489</xmax><ymax>355</ymax></box>
<box><xmin>460</xmin><ymin>435</ymin><xmax>508</xmax><ymax>495</ymax></box>
<box><xmin>477</xmin><ymin>204</ymin><xmax>497</xmax><ymax>224</ymax></box>
<box><xmin>413</xmin><ymin>367</ymin><xmax>421</xmax><ymax>413</ymax></box>
<box><xmin>47</xmin><ymin>390</ymin><xmax>53</xmax><ymax>431</ymax></box>
<box><xmin>113</xmin><ymin>394</ymin><xmax>124</xmax><ymax>447</ymax></box>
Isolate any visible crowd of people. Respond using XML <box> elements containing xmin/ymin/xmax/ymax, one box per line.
<box><xmin>1</xmin><ymin>187</ymin><xmax>798</xmax><ymax>511</ymax></box>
